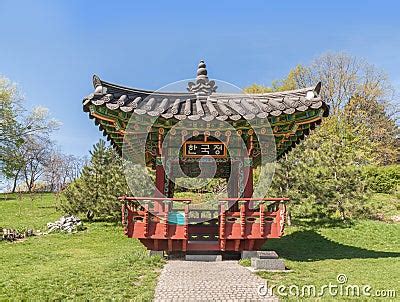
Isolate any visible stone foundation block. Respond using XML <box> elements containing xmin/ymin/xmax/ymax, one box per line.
<box><xmin>241</xmin><ymin>250</ymin><xmax>279</xmax><ymax>259</ymax></box>
<box><xmin>251</xmin><ymin>258</ymin><xmax>286</xmax><ymax>270</ymax></box>
<box><xmin>148</xmin><ymin>250</ymin><xmax>164</xmax><ymax>257</ymax></box>
<box><xmin>185</xmin><ymin>254</ymin><xmax>222</xmax><ymax>261</ymax></box>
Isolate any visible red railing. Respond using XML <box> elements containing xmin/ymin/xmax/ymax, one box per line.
<box><xmin>120</xmin><ymin>196</ymin><xmax>288</xmax><ymax>251</ymax></box>
<box><xmin>119</xmin><ymin>196</ymin><xmax>192</xmax><ymax>241</ymax></box>
<box><xmin>120</xmin><ymin>196</ymin><xmax>287</xmax><ymax>235</ymax></box>
<box><xmin>218</xmin><ymin>197</ymin><xmax>288</xmax><ymax>241</ymax></box>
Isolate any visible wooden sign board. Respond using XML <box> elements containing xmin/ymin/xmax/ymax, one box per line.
<box><xmin>183</xmin><ymin>141</ymin><xmax>227</xmax><ymax>158</ymax></box>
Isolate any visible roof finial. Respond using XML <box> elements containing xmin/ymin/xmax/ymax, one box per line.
<box><xmin>187</xmin><ymin>60</ymin><xmax>217</xmax><ymax>97</ymax></box>
<box><xmin>196</xmin><ymin>60</ymin><xmax>208</xmax><ymax>81</ymax></box>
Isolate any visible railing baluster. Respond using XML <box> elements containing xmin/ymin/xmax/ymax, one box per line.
<box><xmin>144</xmin><ymin>203</ymin><xmax>149</xmax><ymax>237</ymax></box>
<box><xmin>260</xmin><ymin>203</ymin><xmax>265</xmax><ymax>237</ymax></box>
<box><xmin>164</xmin><ymin>200</ymin><xmax>169</xmax><ymax>237</ymax></box>
<box><xmin>240</xmin><ymin>201</ymin><xmax>246</xmax><ymax>238</ymax></box>
<box><xmin>219</xmin><ymin>203</ymin><xmax>226</xmax><ymax>251</ymax></box>
<box><xmin>220</xmin><ymin>203</ymin><xmax>225</xmax><ymax>239</ymax></box>
<box><xmin>184</xmin><ymin>204</ymin><xmax>189</xmax><ymax>239</ymax></box>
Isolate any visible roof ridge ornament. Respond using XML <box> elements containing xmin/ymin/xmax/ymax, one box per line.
<box><xmin>187</xmin><ymin>60</ymin><xmax>218</xmax><ymax>98</ymax></box>
<box><xmin>93</xmin><ymin>74</ymin><xmax>102</xmax><ymax>88</ymax></box>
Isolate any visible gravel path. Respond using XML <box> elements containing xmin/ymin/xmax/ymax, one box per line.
<box><xmin>154</xmin><ymin>260</ymin><xmax>277</xmax><ymax>301</ymax></box>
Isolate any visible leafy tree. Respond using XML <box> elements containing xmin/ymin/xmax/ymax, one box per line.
<box><xmin>245</xmin><ymin>52</ymin><xmax>399</xmax><ymax>165</ymax></box>
<box><xmin>345</xmin><ymin>95</ymin><xmax>399</xmax><ymax>164</ymax></box>
<box><xmin>0</xmin><ymin>77</ymin><xmax>22</xmax><ymax>170</ymax></box>
<box><xmin>245</xmin><ymin>53</ymin><xmax>393</xmax><ymax>112</ymax></box>
<box><xmin>21</xmin><ymin>136</ymin><xmax>52</xmax><ymax>192</ymax></box>
<box><xmin>244</xmin><ymin>84</ymin><xmax>275</xmax><ymax>94</ymax></box>
<box><xmin>1</xmin><ymin>76</ymin><xmax>60</xmax><ymax>191</ymax></box>
<box><xmin>44</xmin><ymin>153</ymin><xmax>86</xmax><ymax>192</ymax></box>
<box><xmin>287</xmin><ymin>53</ymin><xmax>392</xmax><ymax>114</ymax></box>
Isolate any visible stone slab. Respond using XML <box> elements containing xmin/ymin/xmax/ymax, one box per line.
<box><xmin>185</xmin><ymin>254</ymin><xmax>222</xmax><ymax>261</ymax></box>
<box><xmin>251</xmin><ymin>258</ymin><xmax>286</xmax><ymax>271</ymax></box>
<box><xmin>241</xmin><ymin>250</ymin><xmax>279</xmax><ymax>259</ymax></box>
<box><xmin>148</xmin><ymin>250</ymin><xmax>164</xmax><ymax>257</ymax></box>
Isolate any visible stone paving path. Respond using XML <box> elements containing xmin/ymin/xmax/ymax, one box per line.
<box><xmin>154</xmin><ymin>261</ymin><xmax>277</xmax><ymax>301</ymax></box>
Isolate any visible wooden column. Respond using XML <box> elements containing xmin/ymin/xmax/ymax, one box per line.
<box><xmin>166</xmin><ymin>170</ymin><xmax>175</xmax><ymax>198</ymax></box>
<box><xmin>243</xmin><ymin>159</ymin><xmax>253</xmax><ymax>198</ymax></box>
<box><xmin>243</xmin><ymin>132</ymin><xmax>254</xmax><ymax>199</ymax></box>
<box><xmin>155</xmin><ymin>158</ymin><xmax>165</xmax><ymax>197</ymax></box>
<box><xmin>154</xmin><ymin>146</ymin><xmax>165</xmax><ymax>208</ymax></box>
<box><xmin>227</xmin><ymin>169</ymin><xmax>238</xmax><ymax>198</ymax></box>
<box><xmin>227</xmin><ymin>160</ymin><xmax>239</xmax><ymax>212</ymax></box>
<box><xmin>154</xmin><ymin>129</ymin><xmax>165</xmax><ymax>212</ymax></box>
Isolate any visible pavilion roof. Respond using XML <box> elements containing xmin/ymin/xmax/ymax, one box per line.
<box><xmin>83</xmin><ymin>61</ymin><xmax>327</xmax><ymax>122</ymax></box>
<box><xmin>82</xmin><ymin>61</ymin><xmax>329</xmax><ymax>161</ymax></box>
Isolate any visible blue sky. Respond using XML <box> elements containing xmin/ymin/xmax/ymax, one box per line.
<box><xmin>0</xmin><ymin>0</ymin><xmax>399</xmax><ymax>156</ymax></box>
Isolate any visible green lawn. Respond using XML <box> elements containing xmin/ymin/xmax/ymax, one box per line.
<box><xmin>241</xmin><ymin>193</ymin><xmax>400</xmax><ymax>300</ymax></box>
<box><xmin>0</xmin><ymin>193</ymin><xmax>163</xmax><ymax>301</ymax></box>
<box><xmin>253</xmin><ymin>220</ymin><xmax>400</xmax><ymax>300</ymax></box>
<box><xmin>367</xmin><ymin>192</ymin><xmax>400</xmax><ymax>221</ymax></box>
<box><xmin>1</xmin><ymin>193</ymin><xmax>399</xmax><ymax>300</ymax></box>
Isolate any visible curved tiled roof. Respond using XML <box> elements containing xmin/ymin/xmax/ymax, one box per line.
<box><xmin>83</xmin><ymin>61</ymin><xmax>326</xmax><ymax>121</ymax></box>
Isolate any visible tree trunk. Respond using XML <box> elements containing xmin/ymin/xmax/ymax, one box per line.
<box><xmin>337</xmin><ymin>200</ymin><xmax>346</xmax><ymax>221</ymax></box>
<box><xmin>24</xmin><ymin>169</ymin><xmax>30</xmax><ymax>192</ymax></box>
<box><xmin>28</xmin><ymin>177</ymin><xmax>34</xmax><ymax>192</ymax></box>
<box><xmin>286</xmin><ymin>209</ymin><xmax>292</xmax><ymax>226</ymax></box>
<box><xmin>11</xmin><ymin>169</ymin><xmax>21</xmax><ymax>193</ymax></box>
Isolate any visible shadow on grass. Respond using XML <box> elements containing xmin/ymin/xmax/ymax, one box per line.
<box><xmin>0</xmin><ymin>195</ymin><xmax>17</xmax><ymax>201</ymax></box>
<box><xmin>263</xmin><ymin>230</ymin><xmax>400</xmax><ymax>262</ymax></box>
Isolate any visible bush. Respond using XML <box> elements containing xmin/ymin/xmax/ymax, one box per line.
<box><xmin>363</xmin><ymin>165</ymin><xmax>400</xmax><ymax>193</ymax></box>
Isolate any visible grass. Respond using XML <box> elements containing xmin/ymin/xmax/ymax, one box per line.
<box><xmin>0</xmin><ymin>193</ymin><xmax>164</xmax><ymax>301</ymax></box>
<box><xmin>248</xmin><ymin>193</ymin><xmax>400</xmax><ymax>300</ymax></box>
<box><xmin>0</xmin><ymin>193</ymin><xmax>63</xmax><ymax>230</ymax></box>
<box><xmin>367</xmin><ymin>192</ymin><xmax>400</xmax><ymax>221</ymax></box>
<box><xmin>1</xmin><ymin>192</ymin><xmax>399</xmax><ymax>300</ymax></box>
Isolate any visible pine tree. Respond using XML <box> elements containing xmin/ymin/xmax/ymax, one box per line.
<box><xmin>62</xmin><ymin>140</ymin><xmax>129</xmax><ymax>220</ymax></box>
<box><xmin>269</xmin><ymin>114</ymin><xmax>378</xmax><ymax>221</ymax></box>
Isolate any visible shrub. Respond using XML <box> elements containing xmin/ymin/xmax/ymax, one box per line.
<box><xmin>363</xmin><ymin>165</ymin><xmax>400</xmax><ymax>193</ymax></box>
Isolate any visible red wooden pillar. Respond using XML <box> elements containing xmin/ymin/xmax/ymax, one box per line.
<box><xmin>167</xmin><ymin>169</ymin><xmax>175</xmax><ymax>198</ymax></box>
<box><xmin>227</xmin><ymin>160</ymin><xmax>239</xmax><ymax>211</ymax></box>
<box><xmin>126</xmin><ymin>206</ymin><xmax>134</xmax><ymax>237</ymax></box>
<box><xmin>154</xmin><ymin>157</ymin><xmax>165</xmax><ymax>212</ymax></box>
<box><xmin>243</xmin><ymin>132</ymin><xmax>254</xmax><ymax>199</ymax></box>
<box><xmin>154</xmin><ymin>129</ymin><xmax>165</xmax><ymax>213</ymax></box>
<box><xmin>227</xmin><ymin>163</ymin><xmax>237</xmax><ymax>198</ymax></box>
<box><xmin>243</xmin><ymin>159</ymin><xmax>253</xmax><ymax>198</ymax></box>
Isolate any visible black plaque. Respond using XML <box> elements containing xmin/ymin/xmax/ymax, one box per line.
<box><xmin>183</xmin><ymin>141</ymin><xmax>227</xmax><ymax>158</ymax></box>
